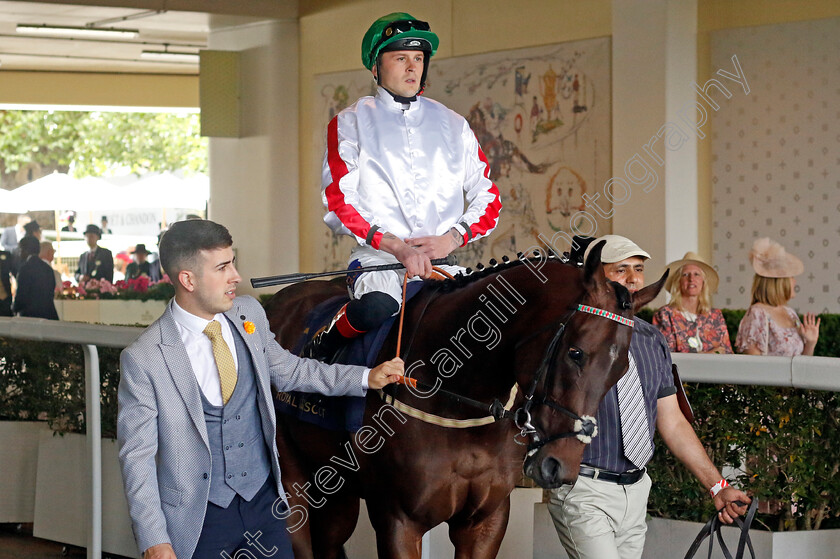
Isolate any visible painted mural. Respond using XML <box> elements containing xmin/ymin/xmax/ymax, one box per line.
<box><xmin>312</xmin><ymin>38</ymin><xmax>611</xmax><ymax>270</ymax></box>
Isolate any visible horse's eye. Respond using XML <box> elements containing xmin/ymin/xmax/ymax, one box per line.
<box><xmin>568</xmin><ymin>347</ymin><xmax>584</xmax><ymax>364</ymax></box>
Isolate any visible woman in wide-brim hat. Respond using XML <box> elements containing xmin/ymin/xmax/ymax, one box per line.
<box><xmin>653</xmin><ymin>252</ymin><xmax>733</xmax><ymax>354</ymax></box>
<box><xmin>735</xmin><ymin>238</ymin><xmax>820</xmax><ymax>356</ymax></box>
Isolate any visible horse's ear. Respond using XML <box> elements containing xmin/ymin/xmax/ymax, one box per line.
<box><xmin>632</xmin><ymin>269</ymin><xmax>669</xmax><ymax>313</ymax></box>
<box><xmin>582</xmin><ymin>240</ymin><xmax>607</xmax><ymax>286</ymax></box>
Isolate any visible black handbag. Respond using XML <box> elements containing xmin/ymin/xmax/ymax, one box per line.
<box><xmin>683</xmin><ymin>499</ymin><xmax>759</xmax><ymax>559</ymax></box>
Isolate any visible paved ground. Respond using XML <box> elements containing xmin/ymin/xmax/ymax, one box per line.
<box><xmin>0</xmin><ymin>524</ymin><xmax>81</xmax><ymax>558</ymax></box>
<box><xmin>0</xmin><ymin>524</ymin><xmax>131</xmax><ymax>559</ymax></box>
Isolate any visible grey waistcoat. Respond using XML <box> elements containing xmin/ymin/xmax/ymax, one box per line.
<box><xmin>201</xmin><ymin>319</ymin><xmax>271</xmax><ymax>508</ymax></box>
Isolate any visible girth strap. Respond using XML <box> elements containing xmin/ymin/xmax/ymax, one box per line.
<box><xmin>378</xmin><ymin>384</ymin><xmax>519</xmax><ymax>429</ymax></box>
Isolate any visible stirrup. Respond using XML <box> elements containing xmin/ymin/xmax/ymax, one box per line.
<box><xmin>302</xmin><ymin>315</ymin><xmax>351</xmax><ymax>362</ymax></box>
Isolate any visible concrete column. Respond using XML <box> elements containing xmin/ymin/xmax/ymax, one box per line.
<box><xmin>611</xmin><ymin>0</ymin><xmax>698</xmax><ymax>278</ymax></box>
<box><xmin>664</xmin><ymin>0</ymin><xmax>699</xmax><ymax>263</ymax></box>
<box><xmin>206</xmin><ymin>19</ymin><xmax>299</xmax><ymax>297</ymax></box>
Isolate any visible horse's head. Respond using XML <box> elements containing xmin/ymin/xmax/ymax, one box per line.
<box><xmin>522</xmin><ymin>241</ymin><xmax>668</xmax><ymax>488</ymax></box>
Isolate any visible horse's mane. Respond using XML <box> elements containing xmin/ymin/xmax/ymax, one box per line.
<box><xmin>432</xmin><ymin>253</ymin><xmax>576</xmax><ymax>293</ymax></box>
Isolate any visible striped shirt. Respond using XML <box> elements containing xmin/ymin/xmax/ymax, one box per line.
<box><xmin>582</xmin><ymin>318</ymin><xmax>676</xmax><ymax>472</ymax></box>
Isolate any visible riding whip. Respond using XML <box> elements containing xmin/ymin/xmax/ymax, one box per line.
<box><xmin>250</xmin><ymin>255</ymin><xmax>458</xmax><ymax>288</ymax></box>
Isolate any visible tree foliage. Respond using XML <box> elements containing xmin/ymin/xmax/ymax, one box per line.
<box><xmin>0</xmin><ymin>110</ymin><xmax>207</xmax><ymax>178</ymax></box>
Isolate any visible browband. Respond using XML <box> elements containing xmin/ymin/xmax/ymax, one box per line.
<box><xmin>577</xmin><ymin>304</ymin><xmax>634</xmax><ymax>328</ymax></box>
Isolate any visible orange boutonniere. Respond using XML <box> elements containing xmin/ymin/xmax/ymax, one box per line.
<box><xmin>243</xmin><ymin>321</ymin><xmax>256</xmax><ymax>335</ymax></box>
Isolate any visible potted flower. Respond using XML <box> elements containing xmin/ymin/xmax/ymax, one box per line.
<box><xmin>55</xmin><ymin>276</ymin><xmax>174</xmax><ymax>325</ymax></box>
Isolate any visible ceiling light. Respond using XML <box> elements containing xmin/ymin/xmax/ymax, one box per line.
<box><xmin>16</xmin><ymin>24</ymin><xmax>139</xmax><ymax>40</ymax></box>
<box><xmin>140</xmin><ymin>50</ymin><xmax>200</xmax><ymax>63</ymax></box>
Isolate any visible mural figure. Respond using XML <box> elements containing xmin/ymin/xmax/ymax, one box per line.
<box><xmin>515</xmin><ymin>65</ymin><xmax>531</xmax><ymax>98</ymax></box>
<box><xmin>541</xmin><ymin>65</ymin><xmax>559</xmax><ymax>120</ymax></box>
<box><xmin>467</xmin><ymin>102</ymin><xmax>548</xmax><ymax>181</ymax></box>
<box><xmin>545</xmin><ymin>165</ymin><xmax>587</xmax><ymax>231</ymax></box>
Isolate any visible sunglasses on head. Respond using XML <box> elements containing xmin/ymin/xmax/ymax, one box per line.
<box><xmin>374</xmin><ymin>19</ymin><xmax>431</xmax><ymax>52</ymax></box>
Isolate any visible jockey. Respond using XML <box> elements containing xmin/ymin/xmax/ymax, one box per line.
<box><xmin>309</xmin><ymin>12</ymin><xmax>502</xmax><ymax>358</ymax></box>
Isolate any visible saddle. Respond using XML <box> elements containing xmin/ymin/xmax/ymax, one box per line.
<box><xmin>275</xmin><ymin>282</ymin><xmax>426</xmax><ymax>431</ymax></box>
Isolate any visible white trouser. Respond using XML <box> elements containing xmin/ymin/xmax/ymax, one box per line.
<box><xmin>547</xmin><ymin>472</ymin><xmax>652</xmax><ymax>559</ymax></box>
<box><xmin>348</xmin><ymin>246</ymin><xmax>463</xmax><ymax>306</ymax></box>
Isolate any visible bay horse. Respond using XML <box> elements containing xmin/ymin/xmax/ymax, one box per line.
<box><xmin>264</xmin><ymin>243</ymin><xmax>666</xmax><ymax>558</ymax></box>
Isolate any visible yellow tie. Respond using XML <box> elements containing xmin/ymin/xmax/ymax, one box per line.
<box><xmin>203</xmin><ymin>320</ymin><xmax>238</xmax><ymax>405</ymax></box>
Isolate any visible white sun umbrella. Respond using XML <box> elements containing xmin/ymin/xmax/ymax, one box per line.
<box><xmin>6</xmin><ymin>172</ymin><xmax>115</xmax><ymax>212</ymax></box>
<box><xmin>99</xmin><ymin>172</ymin><xmax>208</xmax><ymax>210</ymax></box>
<box><xmin>5</xmin><ymin>172</ymin><xmax>117</xmax><ymax>266</ymax></box>
<box><xmin>0</xmin><ymin>188</ymin><xmax>27</xmax><ymax>214</ymax></box>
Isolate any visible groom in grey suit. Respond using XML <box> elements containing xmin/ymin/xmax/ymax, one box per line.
<box><xmin>118</xmin><ymin>219</ymin><xmax>404</xmax><ymax>559</ymax></box>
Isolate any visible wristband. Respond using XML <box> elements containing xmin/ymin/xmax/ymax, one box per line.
<box><xmin>709</xmin><ymin>479</ymin><xmax>729</xmax><ymax>497</ymax></box>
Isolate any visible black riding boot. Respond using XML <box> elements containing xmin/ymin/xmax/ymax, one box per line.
<box><xmin>302</xmin><ymin>294</ymin><xmax>399</xmax><ymax>362</ymax></box>
<box><xmin>302</xmin><ymin>321</ymin><xmax>348</xmax><ymax>362</ymax></box>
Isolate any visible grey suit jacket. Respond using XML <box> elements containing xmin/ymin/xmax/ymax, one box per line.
<box><xmin>117</xmin><ymin>295</ymin><xmax>367</xmax><ymax>558</ymax></box>
<box><xmin>0</xmin><ymin>226</ymin><xmax>18</xmax><ymax>252</ymax></box>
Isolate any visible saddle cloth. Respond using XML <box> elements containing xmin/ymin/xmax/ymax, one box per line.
<box><xmin>274</xmin><ymin>282</ymin><xmax>424</xmax><ymax>431</ymax></box>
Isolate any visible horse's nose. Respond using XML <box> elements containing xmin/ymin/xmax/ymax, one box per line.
<box><xmin>539</xmin><ymin>456</ymin><xmax>563</xmax><ymax>484</ymax></box>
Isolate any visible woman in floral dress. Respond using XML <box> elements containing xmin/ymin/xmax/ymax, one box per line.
<box><xmin>735</xmin><ymin>238</ymin><xmax>820</xmax><ymax>356</ymax></box>
<box><xmin>653</xmin><ymin>252</ymin><xmax>732</xmax><ymax>354</ymax></box>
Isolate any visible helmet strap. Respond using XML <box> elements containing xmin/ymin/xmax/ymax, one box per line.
<box><xmin>418</xmin><ymin>52</ymin><xmax>429</xmax><ymax>94</ymax></box>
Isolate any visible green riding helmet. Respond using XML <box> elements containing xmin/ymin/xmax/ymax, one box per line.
<box><xmin>361</xmin><ymin>12</ymin><xmax>439</xmax><ymax>94</ymax></box>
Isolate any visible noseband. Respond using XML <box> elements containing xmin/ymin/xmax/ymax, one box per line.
<box><xmin>515</xmin><ymin>304</ymin><xmax>634</xmax><ymax>455</ymax></box>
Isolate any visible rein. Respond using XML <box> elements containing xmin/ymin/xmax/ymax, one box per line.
<box><xmin>383</xmin><ymin>267</ymin><xmax>517</xmax><ymax>429</ymax></box>
<box><xmin>384</xmin><ymin>290</ymin><xmax>635</xmax><ymax>446</ymax></box>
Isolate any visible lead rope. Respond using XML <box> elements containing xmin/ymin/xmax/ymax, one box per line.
<box><xmin>395</xmin><ymin>272</ymin><xmax>408</xmax><ymax>358</ymax></box>
<box><xmin>395</xmin><ymin>266</ymin><xmax>455</xmax><ymax>388</ymax></box>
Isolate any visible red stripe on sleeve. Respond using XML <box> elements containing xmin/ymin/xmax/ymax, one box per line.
<box><xmin>468</xmin><ymin>142</ymin><xmax>502</xmax><ymax>239</ymax></box>
<box><xmin>324</xmin><ymin>117</ymin><xmax>379</xmax><ymax>248</ymax></box>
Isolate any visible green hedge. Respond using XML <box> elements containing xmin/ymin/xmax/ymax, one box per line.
<box><xmin>1</xmin><ymin>308</ymin><xmax>839</xmax><ymax>530</ymax></box>
<box><xmin>0</xmin><ymin>337</ymin><xmax>121</xmax><ymax>438</ymax></box>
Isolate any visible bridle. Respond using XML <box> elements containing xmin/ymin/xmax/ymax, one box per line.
<box><xmin>514</xmin><ymin>304</ymin><xmax>634</xmax><ymax>455</ymax></box>
<box><xmin>382</xmin><ymin>302</ymin><xmax>634</xmax><ymax>451</ymax></box>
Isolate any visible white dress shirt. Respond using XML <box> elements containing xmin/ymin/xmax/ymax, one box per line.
<box><xmin>171</xmin><ymin>299</ymin><xmax>238</xmax><ymax>407</ymax></box>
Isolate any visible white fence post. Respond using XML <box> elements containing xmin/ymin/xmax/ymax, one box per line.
<box><xmin>83</xmin><ymin>344</ymin><xmax>102</xmax><ymax>559</ymax></box>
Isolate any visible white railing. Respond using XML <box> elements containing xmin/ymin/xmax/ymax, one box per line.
<box><xmin>0</xmin><ymin>317</ymin><xmax>142</xmax><ymax>559</ymax></box>
<box><xmin>672</xmin><ymin>353</ymin><xmax>840</xmax><ymax>391</ymax></box>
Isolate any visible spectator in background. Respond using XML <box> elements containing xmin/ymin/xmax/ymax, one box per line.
<box><xmin>75</xmin><ymin>224</ymin><xmax>114</xmax><ymax>284</ymax></box>
<box><xmin>10</xmin><ymin>220</ymin><xmax>43</xmax><ymax>276</ymax></box>
<box><xmin>22</xmin><ymin>220</ymin><xmax>42</xmax><ymax>240</ymax></box>
<box><xmin>39</xmin><ymin>241</ymin><xmax>62</xmax><ymax>295</ymax></box>
<box><xmin>125</xmin><ymin>244</ymin><xmax>161</xmax><ymax>282</ymax></box>
<box><xmin>113</xmin><ymin>251</ymin><xmax>130</xmax><ymax>282</ymax></box>
<box><xmin>653</xmin><ymin>252</ymin><xmax>733</xmax><ymax>354</ymax></box>
<box><xmin>12</xmin><ymin>236</ymin><xmax>58</xmax><ymax>320</ymax></box>
<box><xmin>61</xmin><ymin>212</ymin><xmax>77</xmax><ymax>232</ymax></box>
<box><xmin>736</xmin><ymin>238</ymin><xmax>820</xmax><ymax>356</ymax></box>
<box><xmin>100</xmin><ymin>215</ymin><xmax>112</xmax><ymax>234</ymax></box>
<box><xmin>0</xmin><ymin>249</ymin><xmax>12</xmax><ymax>316</ymax></box>
<box><xmin>0</xmin><ymin>214</ymin><xmax>30</xmax><ymax>253</ymax></box>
